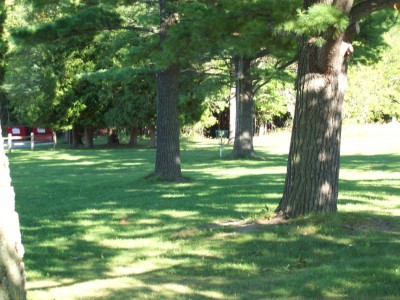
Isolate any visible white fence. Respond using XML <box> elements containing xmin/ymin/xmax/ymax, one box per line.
<box><xmin>3</xmin><ymin>132</ymin><xmax>57</xmax><ymax>153</ymax></box>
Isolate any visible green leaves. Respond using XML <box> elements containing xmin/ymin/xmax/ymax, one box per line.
<box><xmin>279</xmin><ymin>4</ymin><xmax>350</xmax><ymax>44</ymax></box>
<box><xmin>12</xmin><ymin>6</ymin><xmax>122</xmax><ymax>44</ymax></box>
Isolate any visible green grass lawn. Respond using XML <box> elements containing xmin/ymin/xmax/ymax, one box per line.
<box><xmin>7</xmin><ymin>124</ymin><xmax>400</xmax><ymax>299</ymax></box>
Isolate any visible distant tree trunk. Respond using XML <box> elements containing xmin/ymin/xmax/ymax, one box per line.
<box><xmin>277</xmin><ymin>0</ymin><xmax>354</xmax><ymax>217</ymax></box>
<box><xmin>0</xmin><ymin>94</ymin><xmax>7</xmax><ymax>127</ymax></box>
<box><xmin>0</xmin><ymin>124</ymin><xmax>27</xmax><ymax>300</ymax></box>
<box><xmin>231</xmin><ymin>56</ymin><xmax>255</xmax><ymax>158</ymax></box>
<box><xmin>148</xmin><ymin>125</ymin><xmax>156</xmax><ymax>148</ymax></box>
<box><xmin>72</xmin><ymin>126</ymin><xmax>83</xmax><ymax>148</ymax></box>
<box><xmin>107</xmin><ymin>129</ymin><xmax>119</xmax><ymax>145</ymax></box>
<box><xmin>153</xmin><ymin>0</ymin><xmax>182</xmax><ymax>180</ymax></box>
<box><xmin>129</xmin><ymin>127</ymin><xmax>139</xmax><ymax>147</ymax></box>
<box><xmin>83</xmin><ymin>126</ymin><xmax>94</xmax><ymax>148</ymax></box>
<box><xmin>229</xmin><ymin>57</ymin><xmax>238</xmax><ymax>144</ymax></box>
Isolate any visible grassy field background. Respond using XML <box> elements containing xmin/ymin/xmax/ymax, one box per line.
<box><xmin>7</xmin><ymin>124</ymin><xmax>400</xmax><ymax>299</ymax></box>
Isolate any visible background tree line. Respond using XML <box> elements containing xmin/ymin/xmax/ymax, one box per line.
<box><xmin>1</xmin><ymin>1</ymin><xmax>398</xmax><ymax>140</ymax></box>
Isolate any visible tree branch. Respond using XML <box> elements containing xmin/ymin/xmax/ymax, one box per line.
<box><xmin>118</xmin><ymin>24</ymin><xmax>157</xmax><ymax>33</ymax></box>
<box><xmin>254</xmin><ymin>49</ymin><xmax>271</xmax><ymax>60</ymax></box>
<box><xmin>274</xmin><ymin>56</ymin><xmax>298</xmax><ymax>71</ymax></box>
<box><xmin>252</xmin><ymin>76</ymin><xmax>273</xmax><ymax>95</ymax></box>
<box><xmin>350</xmin><ymin>0</ymin><xmax>399</xmax><ymax>24</ymax></box>
<box><xmin>252</xmin><ymin>55</ymin><xmax>297</xmax><ymax>95</ymax></box>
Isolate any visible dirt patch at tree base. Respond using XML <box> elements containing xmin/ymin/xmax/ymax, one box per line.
<box><xmin>199</xmin><ymin>214</ymin><xmax>396</xmax><ymax>235</ymax></box>
<box><xmin>199</xmin><ymin>214</ymin><xmax>290</xmax><ymax>234</ymax></box>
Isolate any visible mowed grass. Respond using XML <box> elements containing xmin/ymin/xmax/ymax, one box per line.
<box><xmin>7</xmin><ymin>124</ymin><xmax>400</xmax><ymax>300</ymax></box>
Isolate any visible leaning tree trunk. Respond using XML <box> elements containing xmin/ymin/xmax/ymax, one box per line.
<box><xmin>153</xmin><ymin>0</ymin><xmax>182</xmax><ymax>180</ymax></box>
<box><xmin>0</xmin><ymin>125</ymin><xmax>27</xmax><ymax>300</ymax></box>
<box><xmin>276</xmin><ymin>2</ymin><xmax>355</xmax><ymax>217</ymax></box>
<box><xmin>230</xmin><ymin>56</ymin><xmax>256</xmax><ymax>158</ymax></box>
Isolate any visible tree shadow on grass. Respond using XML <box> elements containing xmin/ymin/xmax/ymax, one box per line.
<box><xmin>27</xmin><ymin>211</ymin><xmax>399</xmax><ymax>299</ymax></box>
<box><xmin>7</xmin><ymin>148</ymin><xmax>400</xmax><ymax>299</ymax></box>
<box><xmin>341</xmin><ymin>154</ymin><xmax>400</xmax><ymax>172</ymax></box>
<box><xmin>98</xmin><ymin>211</ymin><xmax>399</xmax><ymax>299</ymax></box>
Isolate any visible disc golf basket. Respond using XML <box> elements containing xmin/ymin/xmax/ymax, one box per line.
<box><xmin>215</xmin><ymin>130</ymin><xmax>228</xmax><ymax>158</ymax></box>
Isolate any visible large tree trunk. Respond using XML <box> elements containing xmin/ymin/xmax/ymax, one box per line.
<box><xmin>0</xmin><ymin>125</ymin><xmax>27</xmax><ymax>300</ymax></box>
<box><xmin>276</xmin><ymin>1</ymin><xmax>354</xmax><ymax>217</ymax></box>
<box><xmin>154</xmin><ymin>63</ymin><xmax>182</xmax><ymax>179</ymax></box>
<box><xmin>231</xmin><ymin>56</ymin><xmax>256</xmax><ymax>158</ymax></box>
<box><xmin>153</xmin><ymin>0</ymin><xmax>182</xmax><ymax>180</ymax></box>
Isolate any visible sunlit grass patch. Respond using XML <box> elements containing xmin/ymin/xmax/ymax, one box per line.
<box><xmin>8</xmin><ymin>125</ymin><xmax>400</xmax><ymax>299</ymax></box>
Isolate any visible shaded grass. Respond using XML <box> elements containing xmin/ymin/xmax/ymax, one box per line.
<box><xmin>7</xmin><ymin>125</ymin><xmax>400</xmax><ymax>299</ymax></box>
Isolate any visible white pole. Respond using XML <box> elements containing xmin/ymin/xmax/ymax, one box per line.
<box><xmin>8</xmin><ymin>133</ymin><xmax>12</xmax><ymax>153</ymax></box>
<box><xmin>31</xmin><ymin>132</ymin><xmax>35</xmax><ymax>151</ymax></box>
<box><xmin>220</xmin><ymin>136</ymin><xmax>223</xmax><ymax>158</ymax></box>
<box><xmin>53</xmin><ymin>131</ymin><xmax>57</xmax><ymax>150</ymax></box>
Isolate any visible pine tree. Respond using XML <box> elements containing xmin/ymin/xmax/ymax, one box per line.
<box><xmin>276</xmin><ymin>0</ymin><xmax>399</xmax><ymax>217</ymax></box>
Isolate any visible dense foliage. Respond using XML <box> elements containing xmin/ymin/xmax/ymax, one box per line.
<box><xmin>345</xmin><ymin>12</ymin><xmax>400</xmax><ymax>123</ymax></box>
<box><xmin>1</xmin><ymin>1</ymin><xmax>399</xmax><ymax>133</ymax></box>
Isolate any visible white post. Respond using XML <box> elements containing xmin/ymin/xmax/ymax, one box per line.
<box><xmin>220</xmin><ymin>137</ymin><xmax>223</xmax><ymax>158</ymax></box>
<box><xmin>7</xmin><ymin>133</ymin><xmax>12</xmax><ymax>153</ymax></box>
<box><xmin>53</xmin><ymin>131</ymin><xmax>57</xmax><ymax>150</ymax></box>
<box><xmin>30</xmin><ymin>132</ymin><xmax>34</xmax><ymax>151</ymax></box>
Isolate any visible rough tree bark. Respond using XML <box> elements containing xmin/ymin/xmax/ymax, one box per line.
<box><xmin>154</xmin><ymin>63</ymin><xmax>182</xmax><ymax>179</ymax></box>
<box><xmin>276</xmin><ymin>0</ymin><xmax>399</xmax><ymax>217</ymax></box>
<box><xmin>230</xmin><ymin>56</ymin><xmax>256</xmax><ymax>158</ymax></box>
<box><xmin>0</xmin><ymin>125</ymin><xmax>27</xmax><ymax>300</ymax></box>
<box><xmin>153</xmin><ymin>0</ymin><xmax>182</xmax><ymax>180</ymax></box>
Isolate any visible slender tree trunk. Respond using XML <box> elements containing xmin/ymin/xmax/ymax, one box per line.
<box><xmin>72</xmin><ymin>126</ymin><xmax>83</xmax><ymax>148</ymax></box>
<box><xmin>107</xmin><ymin>129</ymin><xmax>119</xmax><ymax>145</ymax></box>
<box><xmin>148</xmin><ymin>125</ymin><xmax>156</xmax><ymax>148</ymax></box>
<box><xmin>0</xmin><ymin>94</ymin><xmax>7</xmax><ymax>127</ymax></box>
<box><xmin>153</xmin><ymin>0</ymin><xmax>182</xmax><ymax>180</ymax></box>
<box><xmin>83</xmin><ymin>126</ymin><xmax>94</xmax><ymax>148</ymax></box>
<box><xmin>229</xmin><ymin>57</ymin><xmax>238</xmax><ymax>144</ymax></box>
<box><xmin>231</xmin><ymin>56</ymin><xmax>256</xmax><ymax>158</ymax></box>
<box><xmin>276</xmin><ymin>0</ymin><xmax>354</xmax><ymax>217</ymax></box>
<box><xmin>0</xmin><ymin>124</ymin><xmax>27</xmax><ymax>300</ymax></box>
<box><xmin>129</xmin><ymin>126</ymin><xmax>139</xmax><ymax>147</ymax></box>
